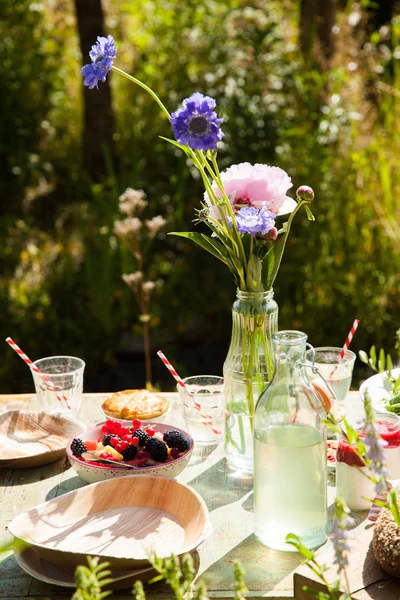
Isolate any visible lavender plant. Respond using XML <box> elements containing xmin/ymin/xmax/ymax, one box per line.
<box><xmin>114</xmin><ymin>188</ymin><xmax>166</xmax><ymax>387</ymax></box>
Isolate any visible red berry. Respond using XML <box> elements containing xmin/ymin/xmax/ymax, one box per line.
<box><xmin>117</xmin><ymin>441</ymin><xmax>129</xmax><ymax>451</ymax></box>
<box><xmin>123</xmin><ymin>434</ymin><xmax>133</xmax><ymax>442</ymax></box>
<box><xmin>110</xmin><ymin>436</ymin><xmax>119</xmax><ymax>447</ymax></box>
<box><xmin>136</xmin><ymin>451</ymin><xmax>151</xmax><ymax>460</ymax></box>
<box><xmin>101</xmin><ymin>424</ymin><xmax>109</xmax><ymax>433</ymax></box>
<box><xmin>119</xmin><ymin>426</ymin><xmax>130</xmax><ymax>437</ymax></box>
<box><xmin>170</xmin><ymin>447</ymin><xmax>180</xmax><ymax>459</ymax></box>
<box><xmin>131</xmin><ymin>437</ymin><xmax>139</xmax><ymax>446</ymax></box>
<box><xmin>132</xmin><ymin>419</ymin><xmax>141</xmax><ymax>430</ymax></box>
<box><xmin>146</xmin><ymin>427</ymin><xmax>155</xmax><ymax>437</ymax></box>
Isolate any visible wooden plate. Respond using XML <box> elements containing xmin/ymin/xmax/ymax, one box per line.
<box><xmin>15</xmin><ymin>546</ymin><xmax>158</xmax><ymax>589</ymax></box>
<box><xmin>0</xmin><ymin>410</ymin><xmax>85</xmax><ymax>468</ymax></box>
<box><xmin>8</xmin><ymin>475</ymin><xmax>211</xmax><ymax>572</ymax></box>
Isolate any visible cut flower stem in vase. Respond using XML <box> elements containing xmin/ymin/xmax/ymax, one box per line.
<box><xmin>223</xmin><ymin>289</ymin><xmax>278</xmax><ymax>476</ymax></box>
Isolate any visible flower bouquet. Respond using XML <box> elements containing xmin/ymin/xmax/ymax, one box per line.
<box><xmin>82</xmin><ymin>36</ymin><xmax>315</xmax><ymax>473</ymax></box>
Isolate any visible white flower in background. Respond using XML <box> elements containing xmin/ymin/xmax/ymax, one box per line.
<box><xmin>119</xmin><ymin>188</ymin><xmax>148</xmax><ymax>216</ymax></box>
<box><xmin>114</xmin><ymin>217</ymin><xmax>142</xmax><ymax>238</ymax></box>
<box><xmin>145</xmin><ymin>215</ymin><xmax>167</xmax><ymax>237</ymax></box>
<box><xmin>142</xmin><ymin>281</ymin><xmax>156</xmax><ymax>294</ymax></box>
<box><xmin>122</xmin><ymin>271</ymin><xmax>143</xmax><ymax>290</ymax></box>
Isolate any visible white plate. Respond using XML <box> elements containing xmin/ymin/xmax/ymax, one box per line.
<box><xmin>359</xmin><ymin>367</ymin><xmax>400</xmax><ymax>413</ymax></box>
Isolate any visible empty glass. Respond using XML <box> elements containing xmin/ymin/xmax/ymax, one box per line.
<box><xmin>31</xmin><ymin>356</ymin><xmax>85</xmax><ymax>416</ymax></box>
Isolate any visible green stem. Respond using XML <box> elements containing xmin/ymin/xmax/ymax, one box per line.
<box><xmin>111</xmin><ymin>66</ymin><xmax>171</xmax><ymax>119</ymax></box>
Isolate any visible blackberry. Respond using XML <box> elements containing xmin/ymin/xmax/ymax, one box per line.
<box><xmin>134</xmin><ymin>429</ymin><xmax>150</xmax><ymax>447</ymax></box>
<box><xmin>102</xmin><ymin>434</ymin><xmax>114</xmax><ymax>446</ymax></box>
<box><xmin>121</xmin><ymin>444</ymin><xmax>138</xmax><ymax>461</ymax></box>
<box><xmin>163</xmin><ymin>430</ymin><xmax>190</xmax><ymax>452</ymax></box>
<box><xmin>71</xmin><ymin>438</ymin><xmax>87</xmax><ymax>457</ymax></box>
<box><xmin>147</xmin><ymin>438</ymin><xmax>168</xmax><ymax>462</ymax></box>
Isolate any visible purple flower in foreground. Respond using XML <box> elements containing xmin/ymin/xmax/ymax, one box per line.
<box><xmin>170</xmin><ymin>92</ymin><xmax>224</xmax><ymax>151</ymax></box>
<box><xmin>229</xmin><ymin>206</ymin><xmax>276</xmax><ymax>237</ymax></box>
<box><xmin>363</xmin><ymin>394</ymin><xmax>390</xmax><ymax>494</ymax></box>
<box><xmin>82</xmin><ymin>35</ymin><xmax>117</xmax><ymax>89</ymax></box>
<box><xmin>331</xmin><ymin>497</ymin><xmax>355</xmax><ymax>574</ymax></box>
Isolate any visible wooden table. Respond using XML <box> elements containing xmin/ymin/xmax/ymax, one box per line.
<box><xmin>0</xmin><ymin>392</ymin><xmax>374</xmax><ymax>599</ymax></box>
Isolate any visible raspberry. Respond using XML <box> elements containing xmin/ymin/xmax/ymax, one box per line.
<box><xmin>146</xmin><ymin>427</ymin><xmax>155</xmax><ymax>437</ymax></box>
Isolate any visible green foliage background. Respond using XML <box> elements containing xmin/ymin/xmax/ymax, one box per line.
<box><xmin>1</xmin><ymin>0</ymin><xmax>399</xmax><ymax>391</ymax></box>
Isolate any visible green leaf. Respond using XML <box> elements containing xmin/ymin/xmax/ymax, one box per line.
<box><xmin>246</xmin><ymin>254</ymin><xmax>263</xmax><ymax>291</ymax></box>
<box><xmin>370</xmin><ymin>345</ymin><xmax>377</xmax><ymax>368</ymax></box>
<box><xmin>387</xmin><ymin>353</ymin><xmax>393</xmax><ymax>372</ymax></box>
<box><xmin>358</xmin><ymin>350</ymin><xmax>369</xmax><ymax>365</ymax></box>
<box><xmin>159</xmin><ymin>136</ymin><xmax>190</xmax><ymax>154</ymax></box>
<box><xmin>305</xmin><ymin>205</ymin><xmax>315</xmax><ymax>221</ymax></box>
<box><xmin>378</xmin><ymin>348</ymin><xmax>385</xmax><ymax>373</ymax></box>
<box><xmin>393</xmin><ymin>375</ymin><xmax>400</xmax><ymax>393</ymax></box>
<box><xmin>262</xmin><ymin>234</ymin><xmax>285</xmax><ymax>289</ymax></box>
<box><xmin>285</xmin><ymin>534</ymin><xmax>315</xmax><ymax>560</ymax></box>
<box><xmin>169</xmin><ymin>231</ymin><xmax>230</xmax><ymax>266</ymax></box>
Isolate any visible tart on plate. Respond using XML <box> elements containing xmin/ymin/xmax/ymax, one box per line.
<box><xmin>102</xmin><ymin>389</ymin><xmax>170</xmax><ymax>421</ymax></box>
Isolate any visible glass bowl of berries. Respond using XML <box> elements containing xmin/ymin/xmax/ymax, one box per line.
<box><xmin>67</xmin><ymin>419</ymin><xmax>194</xmax><ymax>484</ymax></box>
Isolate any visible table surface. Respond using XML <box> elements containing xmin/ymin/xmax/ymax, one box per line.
<box><xmin>0</xmin><ymin>391</ymin><xmax>370</xmax><ymax>600</ymax></box>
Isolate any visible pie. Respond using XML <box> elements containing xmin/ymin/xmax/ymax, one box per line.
<box><xmin>102</xmin><ymin>389</ymin><xmax>170</xmax><ymax>420</ymax></box>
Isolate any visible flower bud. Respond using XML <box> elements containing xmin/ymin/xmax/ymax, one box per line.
<box><xmin>296</xmin><ymin>185</ymin><xmax>314</xmax><ymax>203</ymax></box>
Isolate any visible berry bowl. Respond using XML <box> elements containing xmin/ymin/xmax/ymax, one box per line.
<box><xmin>67</xmin><ymin>420</ymin><xmax>194</xmax><ymax>484</ymax></box>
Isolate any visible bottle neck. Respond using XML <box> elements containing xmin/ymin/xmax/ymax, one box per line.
<box><xmin>236</xmin><ymin>289</ymin><xmax>274</xmax><ymax>302</ymax></box>
<box><xmin>273</xmin><ymin>330</ymin><xmax>308</xmax><ymax>376</ymax></box>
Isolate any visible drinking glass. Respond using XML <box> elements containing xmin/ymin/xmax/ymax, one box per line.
<box><xmin>306</xmin><ymin>347</ymin><xmax>356</xmax><ymax>404</ymax></box>
<box><xmin>178</xmin><ymin>375</ymin><xmax>224</xmax><ymax>445</ymax></box>
<box><xmin>31</xmin><ymin>356</ymin><xmax>85</xmax><ymax>416</ymax></box>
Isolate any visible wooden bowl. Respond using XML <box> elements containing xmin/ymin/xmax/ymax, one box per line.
<box><xmin>9</xmin><ymin>475</ymin><xmax>211</xmax><ymax>572</ymax></box>
<box><xmin>0</xmin><ymin>410</ymin><xmax>85</xmax><ymax>468</ymax></box>
<box><xmin>16</xmin><ymin>546</ymin><xmax>158</xmax><ymax>589</ymax></box>
<box><xmin>67</xmin><ymin>422</ymin><xmax>193</xmax><ymax>484</ymax></box>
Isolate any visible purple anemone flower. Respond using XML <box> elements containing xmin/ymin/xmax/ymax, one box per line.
<box><xmin>229</xmin><ymin>206</ymin><xmax>276</xmax><ymax>237</ymax></box>
<box><xmin>82</xmin><ymin>35</ymin><xmax>117</xmax><ymax>89</ymax></box>
<box><xmin>170</xmin><ymin>92</ymin><xmax>224</xmax><ymax>151</ymax></box>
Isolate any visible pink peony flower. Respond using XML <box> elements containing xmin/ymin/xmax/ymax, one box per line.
<box><xmin>205</xmin><ymin>162</ymin><xmax>296</xmax><ymax>219</ymax></box>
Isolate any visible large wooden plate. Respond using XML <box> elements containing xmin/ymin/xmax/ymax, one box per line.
<box><xmin>15</xmin><ymin>546</ymin><xmax>158</xmax><ymax>589</ymax></box>
<box><xmin>0</xmin><ymin>410</ymin><xmax>85</xmax><ymax>468</ymax></box>
<box><xmin>8</xmin><ymin>475</ymin><xmax>211</xmax><ymax>572</ymax></box>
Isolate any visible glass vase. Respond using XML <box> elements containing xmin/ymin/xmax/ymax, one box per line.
<box><xmin>223</xmin><ymin>289</ymin><xmax>278</xmax><ymax>476</ymax></box>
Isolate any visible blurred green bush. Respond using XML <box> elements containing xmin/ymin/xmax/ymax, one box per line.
<box><xmin>0</xmin><ymin>0</ymin><xmax>399</xmax><ymax>391</ymax></box>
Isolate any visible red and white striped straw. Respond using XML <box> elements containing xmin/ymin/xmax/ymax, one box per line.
<box><xmin>157</xmin><ymin>350</ymin><xmax>187</xmax><ymax>390</ymax></box>
<box><xmin>329</xmin><ymin>319</ymin><xmax>360</xmax><ymax>378</ymax></box>
<box><xmin>5</xmin><ymin>337</ymin><xmax>70</xmax><ymax>409</ymax></box>
<box><xmin>339</xmin><ymin>319</ymin><xmax>360</xmax><ymax>361</ymax></box>
<box><xmin>156</xmin><ymin>350</ymin><xmax>221</xmax><ymax>433</ymax></box>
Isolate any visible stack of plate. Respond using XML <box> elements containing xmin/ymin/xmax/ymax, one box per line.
<box><xmin>8</xmin><ymin>475</ymin><xmax>211</xmax><ymax>589</ymax></box>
